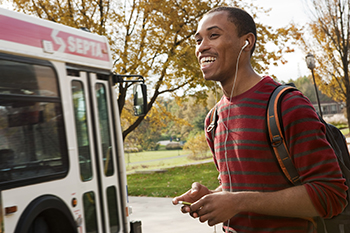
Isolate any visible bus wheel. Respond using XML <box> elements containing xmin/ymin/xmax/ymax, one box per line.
<box><xmin>27</xmin><ymin>208</ymin><xmax>76</xmax><ymax>233</ymax></box>
<box><xmin>14</xmin><ymin>195</ymin><xmax>77</xmax><ymax>233</ymax></box>
<box><xmin>28</xmin><ymin>216</ymin><xmax>50</xmax><ymax>233</ymax></box>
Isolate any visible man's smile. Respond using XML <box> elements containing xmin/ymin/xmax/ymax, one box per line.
<box><xmin>200</xmin><ymin>56</ymin><xmax>217</xmax><ymax>68</ymax></box>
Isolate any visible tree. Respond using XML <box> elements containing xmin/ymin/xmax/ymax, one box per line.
<box><xmin>183</xmin><ymin>133</ymin><xmax>209</xmax><ymax>160</ymax></box>
<box><xmin>289</xmin><ymin>76</ymin><xmax>334</xmax><ymax>104</ymax></box>
<box><xmin>7</xmin><ymin>0</ymin><xmax>297</xmax><ymax>140</ymax></box>
<box><xmin>293</xmin><ymin>0</ymin><xmax>350</xmax><ymax>125</ymax></box>
<box><xmin>165</xmin><ymin>97</ymin><xmax>209</xmax><ymax>139</ymax></box>
<box><xmin>124</xmin><ymin>97</ymin><xmax>191</xmax><ymax>150</ymax></box>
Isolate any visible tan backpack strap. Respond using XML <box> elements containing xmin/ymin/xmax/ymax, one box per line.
<box><xmin>267</xmin><ymin>85</ymin><xmax>301</xmax><ymax>185</ymax></box>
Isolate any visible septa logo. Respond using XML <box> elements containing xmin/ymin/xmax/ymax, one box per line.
<box><xmin>67</xmin><ymin>36</ymin><xmax>103</xmax><ymax>58</ymax></box>
<box><xmin>51</xmin><ymin>29</ymin><xmax>66</xmax><ymax>53</ymax></box>
<box><xmin>51</xmin><ymin>29</ymin><xmax>104</xmax><ymax>58</ymax></box>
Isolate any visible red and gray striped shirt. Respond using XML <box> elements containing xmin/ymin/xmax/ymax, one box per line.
<box><xmin>205</xmin><ymin>76</ymin><xmax>347</xmax><ymax>233</ymax></box>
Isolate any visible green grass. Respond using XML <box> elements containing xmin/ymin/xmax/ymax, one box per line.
<box><xmin>126</xmin><ymin>124</ymin><xmax>350</xmax><ymax>197</ymax></box>
<box><xmin>124</xmin><ymin>149</ymin><xmax>189</xmax><ymax>164</ymax></box>
<box><xmin>127</xmin><ymin>162</ymin><xmax>219</xmax><ymax>197</ymax></box>
<box><xmin>341</xmin><ymin>127</ymin><xmax>349</xmax><ymax>136</ymax></box>
<box><xmin>124</xmin><ymin>149</ymin><xmax>212</xmax><ymax>173</ymax></box>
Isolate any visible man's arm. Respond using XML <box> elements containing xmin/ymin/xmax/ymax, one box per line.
<box><xmin>282</xmin><ymin>91</ymin><xmax>348</xmax><ymax>218</ymax></box>
<box><xmin>190</xmin><ymin>184</ymin><xmax>319</xmax><ymax>226</ymax></box>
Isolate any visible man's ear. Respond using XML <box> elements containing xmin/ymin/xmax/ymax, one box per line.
<box><xmin>243</xmin><ymin>33</ymin><xmax>256</xmax><ymax>55</ymax></box>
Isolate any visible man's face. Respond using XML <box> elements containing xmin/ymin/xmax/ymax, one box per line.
<box><xmin>195</xmin><ymin>11</ymin><xmax>241</xmax><ymax>82</ymax></box>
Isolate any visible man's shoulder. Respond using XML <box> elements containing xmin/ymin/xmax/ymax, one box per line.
<box><xmin>252</xmin><ymin>76</ymin><xmax>280</xmax><ymax>96</ymax></box>
<box><xmin>281</xmin><ymin>88</ymin><xmax>313</xmax><ymax>109</ymax></box>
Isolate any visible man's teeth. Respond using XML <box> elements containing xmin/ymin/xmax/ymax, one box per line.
<box><xmin>201</xmin><ymin>57</ymin><xmax>216</xmax><ymax>64</ymax></box>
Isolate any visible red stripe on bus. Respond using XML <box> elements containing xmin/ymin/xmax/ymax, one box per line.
<box><xmin>0</xmin><ymin>15</ymin><xmax>110</xmax><ymax>61</ymax></box>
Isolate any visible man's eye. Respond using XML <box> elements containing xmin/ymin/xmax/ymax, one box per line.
<box><xmin>196</xmin><ymin>38</ymin><xmax>202</xmax><ymax>44</ymax></box>
<box><xmin>210</xmin><ymin>34</ymin><xmax>219</xmax><ymax>38</ymax></box>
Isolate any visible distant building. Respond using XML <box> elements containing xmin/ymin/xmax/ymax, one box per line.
<box><xmin>312</xmin><ymin>101</ymin><xmax>344</xmax><ymax>116</ymax></box>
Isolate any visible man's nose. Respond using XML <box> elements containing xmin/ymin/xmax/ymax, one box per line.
<box><xmin>196</xmin><ymin>38</ymin><xmax>210</xmax><ymax>54</ymax></box>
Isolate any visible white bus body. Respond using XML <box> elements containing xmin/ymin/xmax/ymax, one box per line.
<box><xmin>0</xmin><ymin>8</ymin><xmax>139</xmax><ymax>233</ymax></box>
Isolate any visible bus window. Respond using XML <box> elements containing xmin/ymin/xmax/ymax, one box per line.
<box><xmin>72</xmin><ymin>80</ymin><xmax>93</xmax><ymax>181</ymax></box>
<box><xmin>83</xmin><ymin>191</ymin><xmax>98</xmax><ymax>233</ymax></box>
<box><xmin>0</xmin><ymin>58</ymin><xmax>68</xmax><ymax>184</ymax></box>
<box><xmin>0</xmin><ymin>60</ymin><xmax>59</xmax><ymax>97</ymax></box>
<box><xmin>95</xmin><ymin>83</ymin><xmax>114</xmax><ymax>177</ymax></box>
<box><xmin>106</xmin><ymin>186</ymin><xmax>120</xmax><ymax>233</ymax></box>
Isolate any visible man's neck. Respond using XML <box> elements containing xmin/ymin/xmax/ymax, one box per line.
<box><xmin>221</xmin><ymin>69</ymin><xmax>262</xmax><ymax>98</ymax></box>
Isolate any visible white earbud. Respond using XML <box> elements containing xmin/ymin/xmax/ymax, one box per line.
<box><xmin>242</xmin><ymin>40</ymin><xmax>249</xmax><ymax>50</ymax></box>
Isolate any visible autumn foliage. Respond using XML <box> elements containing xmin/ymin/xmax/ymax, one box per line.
<box><xmin>292</xmin><ymin>0</ymin><xmax>350</xmax><ymax>126</ymax></box>
<box><xmin>7</xmin><ymin>0</ymin><xmax>297</xmax><ymax>141</ymax></box>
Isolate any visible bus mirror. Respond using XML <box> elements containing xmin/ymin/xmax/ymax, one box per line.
<box><xmin>113</xmin><ymin>74</ymin><xmax>147</xmax><ymax>116</ymax></box>
<box><xmin>133</xmin><ymin>83</ymin><xmax>147</xmax><ymax>116</ymax></box>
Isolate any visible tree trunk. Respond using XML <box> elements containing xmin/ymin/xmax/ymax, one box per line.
<box><xmin>346</xmin><ymin>87</ymin><xmax>350</xmax><ymax>130</ymax></box>
<box><xmin>343</xmin><ymin>57</ymin><xmax>350</xmax><ymax>130</ymax></box>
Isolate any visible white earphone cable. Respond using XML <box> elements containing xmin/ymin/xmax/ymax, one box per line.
<box><xmin>222</xmin><ymin>42</ymin><xmax>247</xmax><ymax>233</ymax></box>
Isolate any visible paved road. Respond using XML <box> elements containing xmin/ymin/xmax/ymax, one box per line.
<box><xmin>129</xmin><ymin>196</ymin><xmax>220</xmax><ymax>233</ymax></box>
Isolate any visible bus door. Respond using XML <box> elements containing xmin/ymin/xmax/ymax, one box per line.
<box><xmin>69</xmin><ymin>69</ymin><xmax>123</xmax><ymax>233</ymax></box>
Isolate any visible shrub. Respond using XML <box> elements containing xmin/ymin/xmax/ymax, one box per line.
<box><xmin>183</xmin><ymin>133</ymin><xmax>211</xmax><ymax>160</ymax></box>
<box><xmin>324</xmin><ymin>114</ymin><xmax>347</xmax><ymax>127</ymax></box>
<box><xmin>165</xmin><ymin>142</ymin><xmax>182</xmax><ymax>150</ymax></box>
<box><xmin>124</xmin><ymin>146</ymin><xmax>142</xmax><ymax>153</ymax></box>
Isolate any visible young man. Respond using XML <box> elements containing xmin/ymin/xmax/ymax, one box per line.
<box><xmin>172</xmin><ymin>6</ymin><xmax>348</xmax><ymax>233</ymax></box>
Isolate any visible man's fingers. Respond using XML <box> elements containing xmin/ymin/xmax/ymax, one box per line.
<box><xmin>199</xmin><ymin>213</ymin><xmax>219</xmax><ymax>226</ymax></box>
<box><xmin>190</xmin><ymin>182</ymin><xmax>200</xmax><ymax>195</ymax></box>
<box><xmin>172</xmin><ymin>197</ymin><xmax>178</xmax><ymax>205</ymax></box>
<box><xmin>199</xmin><ymin>213</ymin><xmax>209</xmax><ymax>223</ymax></box>
<box><xmin>190</xmin><ymin>198</ymin><xmax>204</xmax><ymax>213</ymax></box>
<box><xmin>192</xmin><ymin>200</ymin><xmax>217</xmax><ymax>225</ymax></box>
<box><xmin>181</xmin><ymin>205</ymin><xmax>191</xmax><ymax>213</ymax></box>
<box><xmin>190</xmin><ymin>210</ymin><xmax>199</xmax><ymax>218</ymax></box>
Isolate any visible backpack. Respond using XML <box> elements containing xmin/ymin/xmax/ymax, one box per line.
<box><xmin>267</xmin><ymin>85</ymin><xmax>350</xmax><ymax>233</ymax></box>
<box><xmin>206</xmin><ymin>84</ymin><xmax>350</xmax><ymax>233</ymax></box>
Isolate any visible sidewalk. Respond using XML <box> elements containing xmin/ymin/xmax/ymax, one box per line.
<box><xmin>129</xmin><ymin>196</ymin><xmax>219</xmax><ymax>233</ymax></box>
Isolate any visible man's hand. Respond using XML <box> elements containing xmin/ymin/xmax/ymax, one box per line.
<box><xmin>172</xmin><ymin>182</ymin><xmax>212</xmax><ymax>213</ymax></box>
<box><xmin>191</xmin><ymin>185</ymin><xmax>319</xmax><ymax>227</ymax></box>
<box><xmin>191</xmin><ymin>191</ymin><xmax>240</xmax><ymax>226</ymax></box>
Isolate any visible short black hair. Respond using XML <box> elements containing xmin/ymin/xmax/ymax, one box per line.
<box><xmin>206</xmin><ymin>7</ymin><xmax>257</xmax><ymax>55</ymax></box>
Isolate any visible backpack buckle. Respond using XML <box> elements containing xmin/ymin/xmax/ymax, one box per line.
<box><xmin>206</xmin><ymin>123</ymin><xmax>215</xmax><ymax>133</ymax></box>
<box><xmin>271</xmin><ymin>136</ymin><xmax>283</xmax><ymax>147</ymax></box>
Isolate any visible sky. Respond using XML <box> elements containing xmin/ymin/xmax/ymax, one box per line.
<box><xmin>0</xmin><ymin>0</ymin><xmax>313</xmax><ymax>82</ymax></box>
<box><xmin>251</xmin><ymin>0</ymin><xmax>313</xmax><ymax>82</ymax></box>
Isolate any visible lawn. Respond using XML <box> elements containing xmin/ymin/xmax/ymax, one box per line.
<box><xmin>125</xmin><ymin>124</ymin><xmax>349</xmax><ymax>197</ymax></box>
<box><xmin>124</xmin><ymin>149</ymin><xmax>187</xmax><ymax>164</ymax></box>
<box><xmin>341</xmin><ymin>127</ymin><xmax>349</xmax><ymax>136</ymax></box>
<box><xmin>126</xmin><ymin>125</ymin><xmax>350</xmax><ymax>198</ymax></box>
<box><xmin>127</xmin><ymin>162</ymin><xmax>219</xmax><ymax>197</ymax></box>
<box><xmin>124</xmin><ymin>149</ymin><xmax>212</xmax><ymax>174</ymax></box>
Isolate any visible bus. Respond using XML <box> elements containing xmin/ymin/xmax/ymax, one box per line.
<box><xmin>0</xmin><ymin>7</ymin><xmax>145</xmax><ymax>233</ymax></box>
